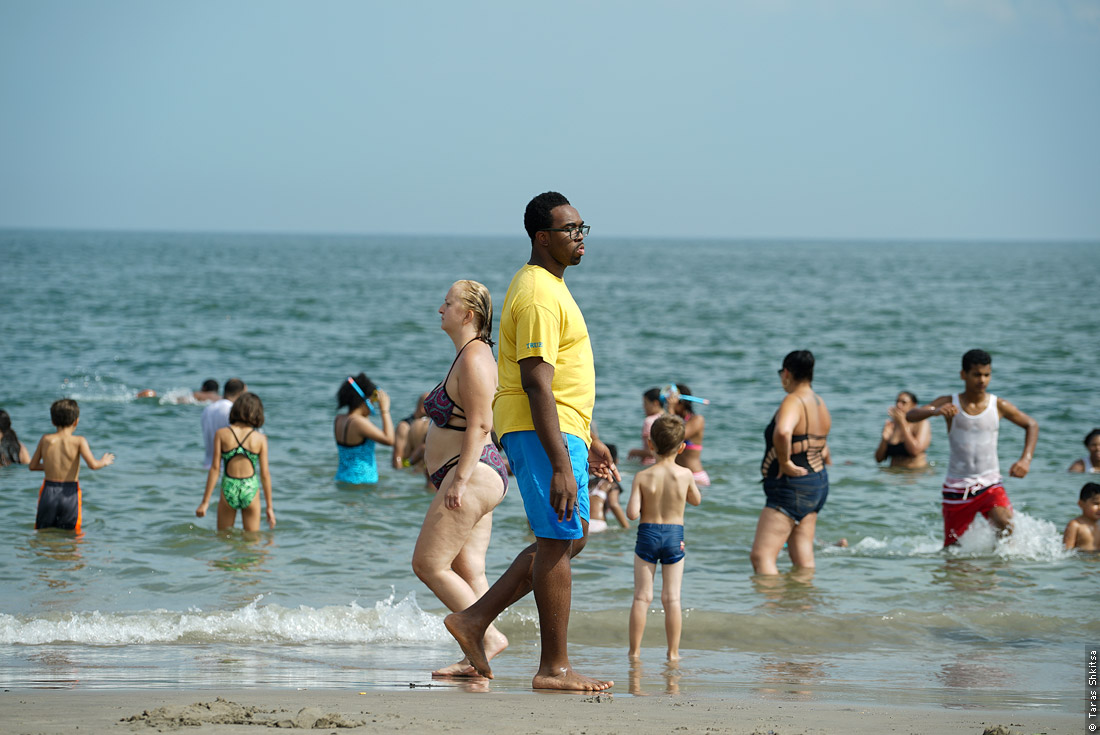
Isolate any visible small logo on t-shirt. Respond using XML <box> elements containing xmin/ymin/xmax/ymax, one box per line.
<box><xmin>527</xmin><ymin>342</ymin><xmax>542</xmax><ymax>349</ymax></box>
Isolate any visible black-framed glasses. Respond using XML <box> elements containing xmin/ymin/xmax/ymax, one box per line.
<box><xmin>541</xmin><ymin>224</ymin><xmax>590</xmax><ymax>241</ymax></box>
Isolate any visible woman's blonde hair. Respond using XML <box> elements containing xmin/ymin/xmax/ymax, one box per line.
<box><xmin>454</xmin><ymin>280</ymin><xmax>494</xmax><ymax>346</ymax></box>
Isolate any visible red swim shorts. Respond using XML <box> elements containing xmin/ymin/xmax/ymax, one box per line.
<box><xmin>941</xmin><ymin>483</ymin><xmax>1011</xmax><ymax>547</ymax></box>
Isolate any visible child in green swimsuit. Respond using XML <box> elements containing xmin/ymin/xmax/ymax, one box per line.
<box><xmin>197</xmin><ymin>392</ymin><xmax>275</xmax><ymax>531</ymax></box>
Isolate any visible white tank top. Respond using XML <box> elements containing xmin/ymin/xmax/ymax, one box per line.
<box><xmin>1083</xmin><ymin>456</ymin><xmax>1100</xmax><ymax>474</ymax></box>
<box><xmin>945</xmin><ymin>393</ymin><xmax>1001</xmax><ymax>488</ymax></box>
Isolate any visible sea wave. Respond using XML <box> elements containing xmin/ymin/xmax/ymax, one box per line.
<box><xmin>818</xmin><ymin>511</ymin><xmax>1069</xmax><ymax>561</ymax></box>
<box><xmin>0</xmin><ymin>592</ymin><xmax>451</xmax><ymax>646</ymax></box>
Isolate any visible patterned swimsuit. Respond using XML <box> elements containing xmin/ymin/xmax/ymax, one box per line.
<box><xmin>424</xmin><ymin>338</ymin><xmax>508</xmax><ymax>494</ymax></box>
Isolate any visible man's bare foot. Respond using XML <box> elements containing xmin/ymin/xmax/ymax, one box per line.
<box><xmin>432</xmin><ymin>658</ymin><xmax>480</xmax><ymax>678</ymax></box>
<box><xmin>532</xmin><ymin>666</ymin><xmax>613</xmax><ymax>691</ymax></box>
<box><xmin>444</xmin><ymin>612</ymin><xmax>493</xmax><ymax>679</ymax></box>
<box><xmin>432</xmin><ymin>629</ymin><xmax>508</xmax><ymax>678</ymax></box>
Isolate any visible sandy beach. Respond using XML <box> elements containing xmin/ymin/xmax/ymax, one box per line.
<box><xmin>0</xmin><ymin>688</ymin><xmax>1079</xmax><ymax>735</ymax></box>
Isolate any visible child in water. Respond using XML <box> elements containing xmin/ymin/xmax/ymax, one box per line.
<box><xmin>588</xmin><ymin>443</ymin><xmax>629</xmax><ymax>533</ymax></box>
<box><xmin>29</xmin><ymin>399</ymin><xmax>115</xmax><ymax>532</ymax></box>
<box><xmin>626</xmin><ymin>414</ymin><xmax>702</xmax><ymax>661</ymax></box>
<box><xmin>1063</xmin><ymin>482</ymin><xmax>1100</xmax><ymax>551</ymax></box>
<box><xmin>197</xmin><ymin>392</ymin><xmax>275</xmax><ymax>531</ymax></box>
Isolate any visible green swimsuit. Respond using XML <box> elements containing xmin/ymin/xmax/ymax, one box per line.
<box><xmin>221</xmin><ymin>428</ymin><xmax>260</xmax><ymax>510</ymax></box>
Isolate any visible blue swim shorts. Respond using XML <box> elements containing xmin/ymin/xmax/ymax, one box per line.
<box><xmin>763</xmin><ymin>469</ymin><xmax>829</xmax><ymax>523</ymax></box>
<box><xmin>634</xmin><ymin>523</ymin><xmax>685</xmax><ymax>565</ymax></box>
<box><xmin>500</xmin><ymin>430</ymin><xmax>590</xmax><ymax>541</ymax></box>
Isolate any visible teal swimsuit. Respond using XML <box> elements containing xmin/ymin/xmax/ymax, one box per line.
<box><xmin>221</xmin><ymin>428</ymin><xmax>260</xmax><ymax>510</ymax></box>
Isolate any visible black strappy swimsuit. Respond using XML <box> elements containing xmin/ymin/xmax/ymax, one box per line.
<box><xmin>423</xmin><ymin>339</ymin><xmax>508</xmax><ymax>494</ymax></box>
<box><xmin>760</xmin><ymin>396</ymin><xmax>828</xmax><ymax>479</ymax></box>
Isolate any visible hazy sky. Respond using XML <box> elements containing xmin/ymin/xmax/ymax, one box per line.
<box><xmin>1</xmin><ymin>0</ymin><xmax>1098</xmax><ymax>239</ymax></box>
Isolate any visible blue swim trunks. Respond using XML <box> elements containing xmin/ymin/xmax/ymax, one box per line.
<box><xmin>500</xmin><ymin>431</ymin><xmax>589</xmax><ymax>540</ymax></box>
<box><xmin>634</xmin><ymin>523</ymin><xmax>685</xmax><ymax>565</ymax></box>
<box><xmin>763</xmin><ymin>468</ymin><xmax>828</xmax><ymax>523</ymax></box>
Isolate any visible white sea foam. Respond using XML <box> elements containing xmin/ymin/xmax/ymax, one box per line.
<box><xmin>830</xmin><ymin>511</ymin><xmax>1070</xmax><ymax>561</ymax></box>
<box><xmin>0</xmin><ymin>591</ymin><xmax>448</xmax><ymax>646</ymax></box>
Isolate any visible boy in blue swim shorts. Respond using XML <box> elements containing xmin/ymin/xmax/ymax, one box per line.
<box><xmin>626</xmin><ymin>414</ymin><xmax>702</xmax><ymax>662</ymax></box>
<box><xmin>441</xmin><ymin>192</ymin><xmax>617</xmax><ymax>692</ymax></box>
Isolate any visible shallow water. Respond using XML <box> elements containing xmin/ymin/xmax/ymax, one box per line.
<box><xmin>1</xmin><ymin>231</ymin><xmax>1098</xmax><ymax>708</ymax></box>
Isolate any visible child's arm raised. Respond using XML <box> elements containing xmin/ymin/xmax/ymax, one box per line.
<box><xmin>28</xmin><ymin>437</ymin><xmax>45</xmax><ymax>472</ymax></box>
<box><xmin>626</xmin><ymin>473</ymin><xmax>643</xmax><ymax>521</ymax></box>
<box><xmin>258</xmin><ymin>435</ymin><xmax>275</xmax><ymax>529</ymax></box>
<box><xmin>998</xmin><ymin>397</ymin><xmax>1038</xmax><ymax>478</ymax></box>
<box><xmin>197</xmin><ymin>432</ymin><xmax>222</xmax><ymax>518</ymax></box>
<box><xmin>79</xmin><ymin>437</ymin><xmax>115</xmax><ymax>470</ymax></box>
<box><xmin>356</xmin><ymin>389</ymin><xmax>396</xmax><ymax>446</ymax></box>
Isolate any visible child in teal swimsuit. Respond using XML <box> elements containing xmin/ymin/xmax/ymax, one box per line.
<box><xmin>197</xmin><ymin>392</ymin><xmax>275</xmax><ymax>531</ymax></box>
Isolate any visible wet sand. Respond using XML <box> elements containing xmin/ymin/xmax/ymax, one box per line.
<box><xmin>0</xmin><ymin>688</ymin><xmax>1078</xmax><ymax>735</ymax></box>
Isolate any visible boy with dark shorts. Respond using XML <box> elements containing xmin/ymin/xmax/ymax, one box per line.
<box><xmin>626</xmin><ymin>414</ymin><xmax>702</xmax><ymax>661</ymax></box>
<box><xmin>907</xmin><ymin>349</ymin><xmax>1038</xmax><ymax>546</ymax></box>
<box><xmin>29</xmin><ymin>399</ymin><xmax>115</xmax><ymax>532</ymax></box>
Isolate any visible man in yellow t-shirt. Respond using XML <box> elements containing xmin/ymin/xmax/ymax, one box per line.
<box><xmin>443</xmin><ymin>191</ymin><xmax>617</xmax><ymax>693</ymax></box>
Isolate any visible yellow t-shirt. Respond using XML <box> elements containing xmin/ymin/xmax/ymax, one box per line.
<box><xmin>493</xmin><ymin>264</ymin><xmax>595</xmax><ymax>445</ymax></box>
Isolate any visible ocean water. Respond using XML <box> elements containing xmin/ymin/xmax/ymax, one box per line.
<box><xmin>1</xmin><ymin>230</ymin><xmax>1098</xmax><ymax>708</ymax></box>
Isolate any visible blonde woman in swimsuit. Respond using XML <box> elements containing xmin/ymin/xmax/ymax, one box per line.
<box><xmin>412</xmin><ymin>280</ymin><xmax>510</xmax><ymax>677</ymax></box>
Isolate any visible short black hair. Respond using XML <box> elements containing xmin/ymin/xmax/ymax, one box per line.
<box><xmin>1084</xmin><ymin>428</ymin><xmax>1100</xmax><ymax>447</ymax></box>
<box><xmin>223</xmin><ymin>378</ymin><xmax>246</xmax><ymax>398</ymax></box>
<box><xmin>50</xmin><ymin>398</ymin><xmax>79</xmax><ymax>428</ymax></box>
<box><xmin>783</xmin><ymin>350</ymin><xmax>815</xmax><ymax>382</ymax></box>
<box><xmin>962</xmin><ymin>349</ymin><xmax>991</xmax><ymax>372</ymax></box>
<box><xmin>1080</xmin><ymin>482</ymin><xmax>1100</xmax><ymax>502</ymax></box>
<box><xmin>201</xmin><ymin>379</ymin><xmax>219</xmax><ymax>392</ymax></box>
<box><xmin>524</xmin><ymin>191</ymin><xmax>571</xmax><ymax>242</ymax></box>
<box><xmin>899</xmin><ymin>391</ymin><xmax>919</xmax><ymax>405</ymax></box>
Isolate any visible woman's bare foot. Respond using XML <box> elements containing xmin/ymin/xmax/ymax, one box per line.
<box><xmin>432</xmin><ymin>629</ymin><xmax>508</xmax><ymax>678</ymax></box>
<box><xmin>532</xmin><ymin>666</ymin><xmax>613</xmax><ymax>691</ymax></box>
<box><xmin>444</xmin><ymin>612</ymin><xmax>492</xmax><ymax>678</ymax></box>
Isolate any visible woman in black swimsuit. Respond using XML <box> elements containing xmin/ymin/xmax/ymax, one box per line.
<box><xmin>874</xmin><ymin>391</ymin><xmax>931</xmax><ymax>469</ymax></box>
<box><xmin>750</xmin><ymin>350</ymin><xmax>832</xmax><ymax>576</ymax></box>
<box><xmin>411</xmin><ymin>280</ymin><xmax>509</xmax><ymax>677</ymax></box>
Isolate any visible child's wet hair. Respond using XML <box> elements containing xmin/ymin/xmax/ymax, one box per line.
<box><xmin>650</xmin><ymin>414</ymin><xmax>686</xmax><ymax>456</ymax></box>
<box><xmin>201</xmin><ymin>379</ymin><xmax>219</xmax><ymax>392</ymax></box>
<box><xmin>50</xmin><ymin>399</ymin><xmax>79</xmax><ymax>428</ymax></box>
<box><xmin>1081</xmin><ymin>482</ymin><xmax>1100</xmax><ymax>502</ymax></box>
<box><xmin>337</xmin><ymin>373</ymin><xmax>376</xmax><ymax>410</ymax></box>
<box><xmin>1084</xmin><ymin>428</ymin><xmax>1100</xmax><ymax>447</ymax></box>
<box><xmin>229</xmin><ymin>392</ymin><xmax>265</xmax><ymax>428</ymax></box>
<box><xmin>643</xmin><ymin>387</ymin><xmax>663</xmax><ymax>406</ymax></box>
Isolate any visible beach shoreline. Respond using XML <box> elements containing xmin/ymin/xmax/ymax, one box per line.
<box><xmin>0</xmin><ymin>687</ymin><xmax>1079</xmax><ymax>735</ymax></box>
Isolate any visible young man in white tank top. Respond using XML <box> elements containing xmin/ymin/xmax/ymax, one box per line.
<box><xmin>907</xmin><ymin>349</ymin><xmax>1039</xmax><ymax>547</ymax></box>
